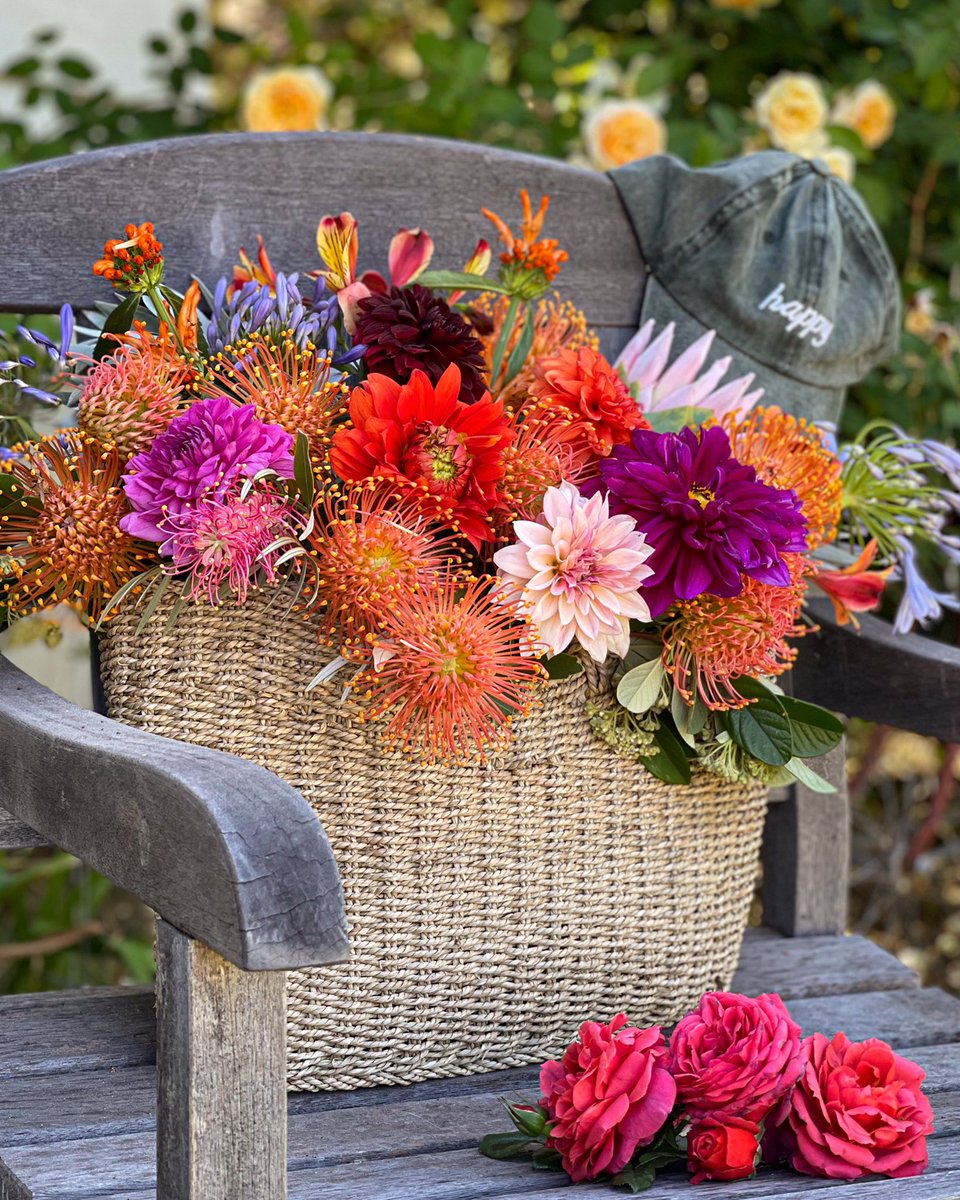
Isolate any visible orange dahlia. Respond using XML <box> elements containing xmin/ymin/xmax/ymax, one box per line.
<box><xmin>0</xmin><ymin>431</ymin><xmax>154</xmax><ymax>623</ymax></box>
<box><xmin>198</xmin><ymin>333</ymin><xmax>349</xmax><ymax>451</ymax></box>
<box><xmin>353</xmin><ymin>575</ymin><xmax>544</xmax><ymax>764</ymax></box>
<box><xmin>306</xmin><ymin>484</ymin><xmax>462</xmax><ymax>657</ymax></box>
<box><xmin>528</xmin><ymin>345</ymin><xmax>649</xmax><ymax>460</ymax></box>
<box><xmin>76</xmin><ymin>321</ymin><xmax>191</xmax><ymax>462</ymax></box>
<box><xmin>724</xmin><ymin>407</ymin><xmax>842</xmax><ymax>550</ymax></box>
<box><xmin>473</xmin><ymin>291</ymin><xmax>598</xmax><ymax>408</ymax></box>
<box><xmin>329</xmin><ymin>364</ymin><xmax>511</xmax><ymax>547</ymax></box>
<box><xmin>661</xmin><ymin>553</ymin><xmax>809</xmax><ymax>711</ymax></box>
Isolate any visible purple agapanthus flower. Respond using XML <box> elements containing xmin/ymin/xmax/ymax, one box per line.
<box><xmin>120</xmin><ymin>396</ymin><xmax>294</xmax><ymax>542</ymax></box>
<box><xmin>592</xmin><ymin>424</ymin><xmax>808</xmax><ymax>617</ymax></box>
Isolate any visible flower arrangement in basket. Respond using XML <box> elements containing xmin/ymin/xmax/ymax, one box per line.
<box><xmin>0</xmin><ymin>190</ymin><xmax>956</xmax><ymax>784</ymax></box>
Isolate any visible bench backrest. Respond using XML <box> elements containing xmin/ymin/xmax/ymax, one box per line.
<box><xmin>0</xmin><ymin>131</ymin><xmax>848</xmax><ymax>935</ymax></box>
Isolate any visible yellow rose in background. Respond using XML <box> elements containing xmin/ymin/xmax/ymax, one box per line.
<box><xmin>754</xmin><ymin>71</ymin><xmax>828</xmax><ymax>152</ymax></box>
<box><xmin>582</xmin><ymin>99</ymin><xmax>667</xmax><ymax>170</ymax></box>
<box><xmin>817</xmin><ymin>144</ymin><xmax>857</xmax><ymax>184</ymax></box>
<box><xmin>242</xmin><ymin>66</ymin><xmax>334</xmax><ymax>133</ymax></box>
<box><xmin>832</xmin><ymin>80</ymin><xmax>896</xmax><ymax>149</ymax></box>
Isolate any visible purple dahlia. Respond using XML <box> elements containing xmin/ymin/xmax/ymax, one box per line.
<box><xmin>593</xmin><ymin>424</ymin><xmax>807</xmax><ymax>618</ymax></box>
<box><xmin>120</xmin><ymin>396</ymin><xmax>294</xmax><ymax>542</ymax></box>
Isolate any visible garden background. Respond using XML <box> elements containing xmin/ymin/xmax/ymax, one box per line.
<box><xmin>0</xmin><ymin>0</ymin><xmax>958</xmax><ymax>994</ymax></box>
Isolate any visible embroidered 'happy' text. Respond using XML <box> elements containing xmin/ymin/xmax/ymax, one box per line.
<box><xmin>758</xmin><ymin>283</ymin><xmax>834</xmax><ymax>348</ymax></box>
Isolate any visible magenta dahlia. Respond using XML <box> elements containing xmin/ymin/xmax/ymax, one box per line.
<box><xmin>592</xmin><ymin>424</ymin><xmax>807</xmax><ymax>617</ymax></box>
<box><xmin>120</xmin><ymin>396</ymin><xmax>294</xmax><ymax>542</ymax></box>
<box><xmin>353</xmin><ymin>284</ymin><xmax>488</xmax><ymax>403</ymax></box>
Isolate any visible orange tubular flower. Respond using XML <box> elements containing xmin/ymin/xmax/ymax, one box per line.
<box><xmin>177</xmin><ymin>280</ymin><xmax>202</xmax><ymax>353</ymax></box>
<box><xmin>662</xmin><ymin>554</ymin><xmax>810</xmax><ymax>711</ymax></box>
<box><xmin>352</xmin><ymin>575</ymin><xmax>545</xmax><ymax>765</ymax></box>
<box><xmin>811</xmin><ymin>540</ymin><xmax>891</xmax><ymax>626</ymax></box>
<box><xmin>724</xmin><ymin>407</ymin><xmax>843</xmax><ymax>551</ymax></box>
<box><xmin>482</xmin><ymin>189</ymin><xmax>568</xmax><ymax>297</ymax></box>
<box><xmin>92</xmin><ymin>221</ymin><xmax>164</xmax><ymax>292</ymax></box>
<box><xmin>0</xmin><ymin>431</ymin><xmax>154</xmax><ymax>623</ymax></box>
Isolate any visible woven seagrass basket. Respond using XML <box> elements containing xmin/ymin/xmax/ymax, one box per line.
<box><xmin>98</xmin><ymin>591</ymin><xmax>768</xmax><ymax>1092</ymax></box>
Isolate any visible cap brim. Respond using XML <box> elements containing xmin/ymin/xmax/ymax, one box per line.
<box><xmin>639</xmin><ymin>275</ymin><xmax>845</xmax><ymax>426</ymax></box>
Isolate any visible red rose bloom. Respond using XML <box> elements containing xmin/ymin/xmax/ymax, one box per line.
<box><xmin>539</xmin><ymin>1013</ymin><xmax>676</xmax><ymax>1183</ymax></box>
<box><xmin>669</xmin><ymin>991</ymin><xmax>803</xmax><ymax>1120</ymax></box>
<box><xmin>528</xmin><ymin>345</ymin><xmax>648</xmax><ymax>460</ymax></box>
<box><xmin>687</xmin><ymin>1116</ymin><xmax>761</xmax><ymax>1184</ymax></box>
<box><xmin>329</xmin><ymin>363</ymin><xmax>511</xmax><ymax>547</ymax></box>
<box><xmin>772</xmin><ymin>1032</ymin><xmax>934</xmax><ymax>1180</ymax></box>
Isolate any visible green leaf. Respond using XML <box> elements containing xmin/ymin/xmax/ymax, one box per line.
<box><xmin>617</xmin><ymin>657</ymin><xmax>665</xmax><ymax>714</ymax></box>
<box><xmin>671</xmin><ymin>686</ymin><xmax>708</xmax><ymax>746</ymax></box>
<box><xmin>612</xmin><ymin>1161</ymin><xmax>656</xmax><ymax>1192</ymax></box>
<box><xmin>646</xmin><ymin>406</ymin><xmax>714</xmax><ymax>434</ymax></box>
<box><xmin>544</xmin><ymin>653</ymin><xmax>583</xmax><ymax>680</ymax></box>
<box><xmin>490</xmin><ymin>294</ymin><xmax>521</xmax><ymax>382</ymax></box>
<box><xmin>293</xmin><ymin>432</ymin><xmax>315</xmax><ymax>509</ymax></box>
<box><xmin>503</xmin><ymin>303</ymin><xmax>535</xmax><ymax>386</ymax></box>
<box><xmin>94</xmin><ymin>293</ymin><xmax>141</xmax><ymax>361</ymax></box>
<box><xmin>530</xmin><ymin>1146</ymin><xmax>565</xmax><ymax>1171</ymax></box>
<box><xmin>416</xmin><ymin>269</ymin><xmax>510</xmax><ymax>295</ymax></box>
<box><xmin>478</xmin><ymin>1132</ymin><xmax>537</xmax><ymax>1161</ymax></box>
<box><xmin>640</xmin><ymin>724</ymin><xmax>692</xmax><ymax>785</ymax></box>
<box><xmin>784</xmin><ymin>756</ymin><xmax>837</xmax><ymax>794</ymax></box>
<box><xmin>57</xmin><ymin>57</ymin><xmax>94</xmax><ymax>80</ymax></box>
<box><xmin>778</xmin><ymin>695</ymin><xmax>844</xmax><ymax>758</ymax></box>
<box><xmin>722</xmin><ymin>681</ymin><xmax>793</xmax><ymax>767</ymax></box>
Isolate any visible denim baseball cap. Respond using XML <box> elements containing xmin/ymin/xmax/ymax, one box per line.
<box><xmin>609</xmin><ymin>151</ymin><xmax>901</xmax><ymax>424</ymax></box>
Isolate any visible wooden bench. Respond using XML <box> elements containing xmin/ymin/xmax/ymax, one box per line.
<box><xmin>1</xmin><ymin>132</ymin><xmax>960</xmax><ymax>1200</ymax></box>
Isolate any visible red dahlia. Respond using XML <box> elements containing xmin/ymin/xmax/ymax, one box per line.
<box><xmin>353</xmin><ymin>284</ymin><xmax>488</xmax><ymax>404</ymax></box>
<box><xmin>328</xmin><ymin>364</ymin><xmax>511</xmax><ymax>547</ymax></box>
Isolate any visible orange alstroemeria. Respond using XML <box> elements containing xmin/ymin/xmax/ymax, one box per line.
<box><xmin>316</xmin><ymin>212</ymin><xmax>360</xmax><ymax>293</ymax></box>
<box><xmin>231</xmin><ymin>234</ymin><xmax>276</xmax><ymax>295</ymax></box>
<box><xmin>450</xmin><ymin>238</ymin><xmax>493</xmax><ymax>304</ymax></box>
<box><xmin>481</xmin><ymin>190</ymin><xmax>568</xmax><ymax>295</ymax></box>
<box><xmin>811</xmin><ymin>539</ymin><xmax>891</xmax><ymax>627</ymax></box>
<box><xmin>177</xmin><ymin>280</ymin><xmax>202</xmax><ymax>353</ymax></box>
<box><xmin>387</xmin><ymin>227</ymin><xmax>434</xmax><ymax>288</ymax></box>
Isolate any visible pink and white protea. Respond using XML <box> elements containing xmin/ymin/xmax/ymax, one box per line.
<box><xmin>494</xmin><ymin>481</ymin><xmax>654</xmax><ymax>663</ymax></box>
<box><xmin>616</xmin><ymin>320</ymin><xmax>764</xmax><ymax>422</ymax></box>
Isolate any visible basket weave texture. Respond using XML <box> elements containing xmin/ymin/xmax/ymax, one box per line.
<box><xmin>99</xmin><ymin>592</ymin><xmax>768</xmax><ymax>1092</ymax></box>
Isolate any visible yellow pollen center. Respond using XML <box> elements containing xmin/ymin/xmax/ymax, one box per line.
<box><xmin>688</xmin><ymin>485</ymin><xmax>715</xmax><ymax>509</ymax></box>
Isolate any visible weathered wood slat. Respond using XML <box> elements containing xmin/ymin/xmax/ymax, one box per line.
<box><xmin>734</xmin><ymin>931</ymin><xmax>917</xmax><ymax>999</ymax></box>
<box><xmin>787</xmin><ymin>989</ymin><xmax>960</xmax><ymax>1049</ymax></box>
<box><xmin>0</xmin><ymin>133</ymin><xmax>645</xmax><ymax>327</ymax></box>
<box><xmin>761</xmin><ymin>743</ymin><xmax>849</xmax><ymax>937</ymax></box>
<box><xmin>0</xmin><ymin>806</ymin><xmax>49</xmax><ymax>850</ymax></box>
<box><xmin>795</xmin><ymin>600</ymin><xmax>960</xmax><ymax>743</ymax></box>
<box><xmin>0</xmin><ymin>655</ymin><xmax>348</xmax><ymax>971</ymax></box>
<box><xmin>155</xmin><ymin>922</ymin><xmax>287</xmax><ymax>1200</ymax></box>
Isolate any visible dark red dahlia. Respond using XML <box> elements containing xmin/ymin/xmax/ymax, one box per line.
<box><xmin>354</xmin><ymin>284</ymin><xmax>488</xmax><ymax>403</ymax></box>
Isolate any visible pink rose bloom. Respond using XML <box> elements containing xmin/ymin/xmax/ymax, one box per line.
<box><xmin>539</xmin><ymin>1013</ymin><xmax>676</xmax><ymax>1182</ymax></box>
<box><xmin>669</xmin><ymin>991</ymin><xmax>803</xmax><ymax>1120</ymax></box>
<box><xmin>771</xmin><ymin>1032</ymin><xmax>934</xmax><ymax>1180</ymax></box>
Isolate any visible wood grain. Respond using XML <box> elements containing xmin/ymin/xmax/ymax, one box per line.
<box><xmin>0</xmin><ymin>655</ymin><xmax>348</xmax><ymax>970</ymax></box>
<box><xmin>735</xmin><ymin>930</ymin><xmax>918</xmax><ymax>999</ymax></box>
<box><xmin>155</xmin><ymin>922</ymin><xmax>286</xmax><ymax>1200</ymax></box>
<box><xmin>761</xmin><ymin>743</ymin><xmax>849</xmax><ymax>936</ymax></box>
<box><xmin>795</xmin><ymin>600</ymin><xmax>960</xmax><ymax>742</ymax></box>
<box><xmin>0</xmin><ymin>806</ymin><xmax>48</xmax><ymax>851</ymax></box>
<box><xmin>0</xmin><ymin>133</ymin><xmax>644</xmax><ymax>327</ymax></box>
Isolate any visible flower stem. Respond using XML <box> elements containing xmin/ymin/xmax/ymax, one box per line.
<box><xmin>490</xmin><ymin>294</ymin><xmax>521</xmax><ymax>386</ymax></box>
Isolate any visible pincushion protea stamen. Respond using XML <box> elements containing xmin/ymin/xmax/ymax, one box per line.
<box><xmin>197</xmin><ymin>332</ymin><xmax>349</xmax><ymax>450</ymax></box>
<box><xmin>724</xmin><ymin>407</ymin><xmax>843</xmax><ymax>551</ymax></box>
<box><xmin>662</xmin><ymin>553</ymin><xmax>809</xmax><ymax>711</ymax></box>
<box><xmin>0</xmin><ymin>431</ymin><xmax>153</xmax><ymax>623</ymax></box>
<box><xmin>352</xmin><ymin>575</ymin><xmax>545</xmax><ymax>765</ymax></box>
<box><xmin>493</xmin><ymin>409</ymin><xmax>586</xmax><ymax>534</ymax></box>
<box><xmin>305</xmin><ymin>483</ymin><xmax>462</xmax><ymax>658</ymax></box>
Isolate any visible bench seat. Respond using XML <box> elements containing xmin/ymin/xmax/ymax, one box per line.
<box><xmin>2</xmin><ymin>929</ymin><xmax>957</xmax><ymax>1199</ymax></box>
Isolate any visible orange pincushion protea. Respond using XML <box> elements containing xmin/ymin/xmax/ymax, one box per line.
<box><xmin>197</xmin><ymin>333</ymin><xmax>349</xmax><ymax>451</ymax></box>
<box><xmin>724</xmin><ymin>407</ymin><xmax>842</xmax><ymax>550</ymax></box>
<box><xmin>482</xmin><ymin>190</ymin><xmax>568</xmax><ymax>297</ymax></box>
<box><xmin>0</xmin><ymin>431</ymin><xmax>153</xmax><ymax>623</ymax></box>
<box><xmin>662</xmin><ymin>553</ymin><xmax>810</xmax><ymax>711</ymax></box>
<box><xmin>352</xmin><ymin>575</ymin><xmax>544</xmax><ymax>764</ymax></box>
<box><xmin>76</xmin><ymin>322</ymin><xmax>192</xmax><ymax>462</ymax></box>
<box><xmin>92</xmin><ymin>222</ymin><xmax>164</xmax><ymax>292</ymax></box>
<box><xmin>473</xmin><ymin>292</ymin><xmax>598</xmax><ymax>408</ymax></box>
<box><xmin>494</xmin><ymin>409</ymin><xmax>586</xmax><ymax>534</ymax></box>
<box><xmin>528</xmin><ymin>345</ymin><xmax>649</xmax><ymax>460</ymax></box>
<box><xmin>305</xmin><ymin>484</ymin><xmax>461</xmax><ymax>658</ymax></box>
<box><xmin>329</xmin><ymin>364</ymin><xmax>511</xmax><ymax>547</ymax></box>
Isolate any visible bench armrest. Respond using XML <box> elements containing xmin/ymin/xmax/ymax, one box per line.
<box><xmin>794</xmin><ymin>599</ymin><xmax>960</xmax><ymax>742</ymax></box>
<box><xmin>0</xmin><ymin>656</ymin><xmax>348</xmax><ymax>971</ymax></box>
